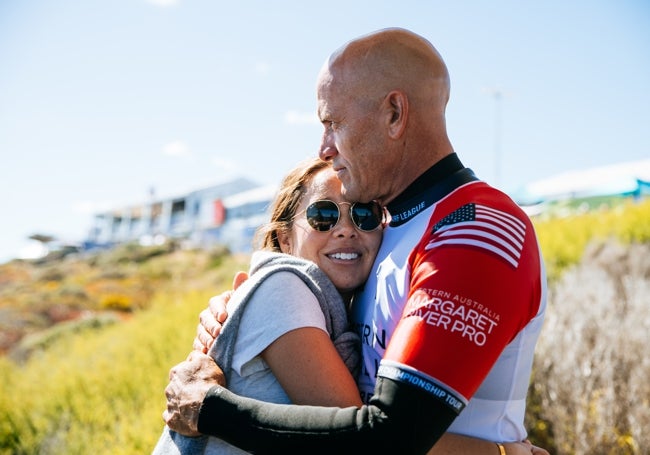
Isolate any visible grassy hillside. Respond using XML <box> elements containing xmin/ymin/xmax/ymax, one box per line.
<box><xmin>0</xmin><ymin>245</ymin><xmax>249</xmax><ymax>455</ymax></box>
<box><xmin>1</xmin><ymin>198</ymin><xmax>649</xmax><ymax>454</ymax></box>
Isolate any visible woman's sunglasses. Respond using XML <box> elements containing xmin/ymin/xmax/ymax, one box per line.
<box><xmin>302</xmin><ymin>199</ymin><xmax>383</xmax><ymax>232</ymax></box>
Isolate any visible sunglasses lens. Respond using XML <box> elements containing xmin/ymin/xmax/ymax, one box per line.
<box><xmin>306</xmin><ymin>201</ymin><xmax>340</xmax><ymax>231</ymax></box>
<box><xmin>352</xmin><ymin>202</ymin><xmax>382</xmax><ymax>231</ymax></box>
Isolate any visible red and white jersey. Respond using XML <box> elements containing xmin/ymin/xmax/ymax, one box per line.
<box><xmin>351</xmin><ymin>178</ymin><xmax>546</xmax><ymax>441</ymax></box>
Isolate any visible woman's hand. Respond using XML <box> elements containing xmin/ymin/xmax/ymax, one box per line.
<box><xmin>192</xmin><ymin>271</ymin><xmax>249</xmax><ymax>353</ymax></box>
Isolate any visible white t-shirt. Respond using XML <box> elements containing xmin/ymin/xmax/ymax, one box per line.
<box><xmin>203</xmin><ymin>271</ymin><xmax>328</xmax><ymax>454</ymax></box>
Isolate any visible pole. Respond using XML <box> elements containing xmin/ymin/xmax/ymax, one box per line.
<box><xmin>493</xmin><ymin>90</ymin><xmax>502</xmax><ymax>188</ymax></box>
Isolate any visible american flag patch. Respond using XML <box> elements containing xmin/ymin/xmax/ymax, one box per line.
<box><xmin>426</xmin><ymin>203</ymin><xmax>526</xmax><ymax>268</ymax></box>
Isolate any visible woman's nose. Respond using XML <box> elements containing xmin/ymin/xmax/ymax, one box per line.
<box><xmin>331</xmin><ymin>210</ymin><xmax>357</xmax><ymax>237</ymax></box>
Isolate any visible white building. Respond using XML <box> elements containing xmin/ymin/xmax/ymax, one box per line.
<box><xmin>86</xmin><ymin>178</ymin><xmax>277</xmax><ymax>253</ymax></box>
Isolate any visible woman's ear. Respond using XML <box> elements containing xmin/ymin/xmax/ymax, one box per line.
<box><xmin>385</xmin><ymin>90</ymin><xmax>408</xmax><ymax>139</ymax></box>
<box><xmin>277</xmin><ymin>229</ymin><xmax>293</xmax><ymax>255</ymax></box>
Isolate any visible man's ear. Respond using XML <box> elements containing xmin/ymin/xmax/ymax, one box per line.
<box><xmin>385</xmin><ymin>90</ymin><xmax>408</xmax><ymax>139</ymax></box>
<box><xmin>277</xmin><ymin>229</ymin><xmax>292</xmax><ymax>255</ymax></box>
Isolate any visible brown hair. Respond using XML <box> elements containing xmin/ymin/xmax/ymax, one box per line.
<box><xmin>254</xmin><ymin>157</ymin><xmax>330</xmax><ymax>251</ymax></box>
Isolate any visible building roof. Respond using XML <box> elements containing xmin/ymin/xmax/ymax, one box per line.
<box><xmin>512</xmin><ymin>158</ymin><xmax>650</xmax><ymax>206</ymax></box>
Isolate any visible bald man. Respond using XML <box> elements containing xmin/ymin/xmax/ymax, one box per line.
<box><xmin>164</xmin><ymin>28</ymin><xmax>547</xmax><ymax>454</ymax></box>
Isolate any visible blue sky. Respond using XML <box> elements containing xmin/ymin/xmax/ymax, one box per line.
<box><xmin>1</xmin><ymin>0</ymin><xmax>648</xmax><ymax>263</ymax></box>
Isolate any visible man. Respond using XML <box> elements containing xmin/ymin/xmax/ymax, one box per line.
<box><xmin>164</xmin><ymin>28</ymin><xmax>547</xmax><ymax>454</ymax></box>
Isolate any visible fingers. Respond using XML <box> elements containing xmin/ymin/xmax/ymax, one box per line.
<box><xmin>520</xmin><ymin>439</ymin><xmax>549</xmax><ymax>455</ymax></box>
<box><xmin>162</xmin><ymin>357</ymin><xmax>207</xmax><ymax>437</ymax></box>
<box><xmin>168</xmin><ymin>359</ymin><xmax>191</xmax><ymax>383</ymax></box>
<box><xmin>194</xmin><ymin>289</ymin><xmax>236</xmax><ymax>353</ymax></box>
<box><xmin>199</xmin><ymin>308</ymin><xmax>221</xmax><ymax>340</ymax></box>
<box><xmin>185</xmin><ymin>350</ymin><xmax>212</xmax><ymax>365</ymax></box>
<box><xmin>193</xmin><ymin>336</ymin><xmax>208</xmax><ymax>353</ymax></box>
<box><xmin>233</xmin><ymin>271</ymin><xmax>249</xmax><ymax>290</ymax></box>
<box><xmin>209</xmin><ymin>293</ymin><xmax>230</xmax><ymax>325</ymax></box>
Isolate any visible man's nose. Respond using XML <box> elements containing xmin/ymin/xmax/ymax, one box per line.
<box><xmin>319</xmin><ymin>146</ymin><xmax>336</xmax><ymax>162</ymax></box>
<box><xmin>319</xmin><ymin>133</ymin><xmax>337</xmax><ymax>162</ymax></box>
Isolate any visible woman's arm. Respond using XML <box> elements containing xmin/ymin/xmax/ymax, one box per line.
<box><xmin>261</xmin><ymin>326</ymin><xmax>362</xmax><ymax>407</ymax></box>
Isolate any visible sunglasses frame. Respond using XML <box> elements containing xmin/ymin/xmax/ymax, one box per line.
<box><xmin>300</xmin><ymin>199</ymin><xmax>383</xmax><ymax>232</ymax></box>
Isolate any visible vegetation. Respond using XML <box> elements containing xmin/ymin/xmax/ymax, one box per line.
<box><xmin>522</xmin><ymin>198</ymin><xmax>650</xmax><ymax>454</ymax></box>
<box><xmin>0</xmin><ymin>244</ymin><xmax>248</xmax><ymax>455</ymax></box>
<box><xmin>532</xmin><ymin>197</ymin><xmax>650</xmax><ymax>283</ymax></box>
<box><xmin>0</xmin><ymin>198</ymin><xmax>649</xmax><ymax>454</ymax></box>
<box><xmin>526</xmin><ymin>241</ymin><xmax>649</xmax><ymax>454</ymax></box>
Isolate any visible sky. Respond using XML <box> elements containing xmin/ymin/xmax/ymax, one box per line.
<box><xmin>0</xmin><ymin>0</ymin><xmax>648</xmax><ymax>263</ymax></box>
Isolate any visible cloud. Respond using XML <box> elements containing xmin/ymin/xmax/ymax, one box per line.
<box><xmin>162</xmin><ymin>140</ymin><xmax>192</xmax><ymax>158</ymax></box>
<box><xmin>144</xmin><ymin>0</ymin><xmax>179</xmax><ymax>7</ymax></box>
<box><xmin>284</xmin><ymin>110</ymin><xmax>319</xmax><ymax>125</ymax></box>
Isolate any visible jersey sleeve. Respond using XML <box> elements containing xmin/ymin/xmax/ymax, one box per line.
<box><xmin>198</xmin><ymin>375</ymin><xmax>457</xmax><ymax>454</ymax></box>
<box><xmin>382</xmin><ymin>200</ymin><xmax>543</xmax><ymax>409</ymax></box>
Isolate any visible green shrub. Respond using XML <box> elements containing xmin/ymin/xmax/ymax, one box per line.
<box><xmin>533</xmin><ymin>198</ymin><xmax>650</xmax><ymax>282</ymax></box>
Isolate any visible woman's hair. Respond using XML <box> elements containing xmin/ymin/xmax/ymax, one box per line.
<box><xmin>254</xmin><ymin>157</ymin><xmax>330</xmax><ymax>251</ymax></box>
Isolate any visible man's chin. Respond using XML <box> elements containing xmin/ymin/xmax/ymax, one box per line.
<box><xmin>340</xmin><ymin>183</ymin><xmax>362</xmax><ymax>202</ymax></box>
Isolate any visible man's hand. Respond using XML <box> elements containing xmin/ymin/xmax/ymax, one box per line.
<box><xmin>163</xmin><ymin>352</ymin><xmax>226</xmax><ymax>436</ymax></box>
<box><xmin>193</xmin><ymin>271</ymin><xmax>249</xmax><ymax>353</ymax></box>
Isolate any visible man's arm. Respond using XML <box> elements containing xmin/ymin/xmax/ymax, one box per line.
<box><xmin>200</xmin><ymin>379</ymin><xmax>446</xmax><ymax>452</ymax></box>
<box><xmin>163</xmin><ymin>354</ymin><xmax>548</xmax><ymax>455</ymax></box>
<box><xmin>169</xmin><ymin>366</ymin><xmax>456</xmax><ymax>454</ymax></box>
